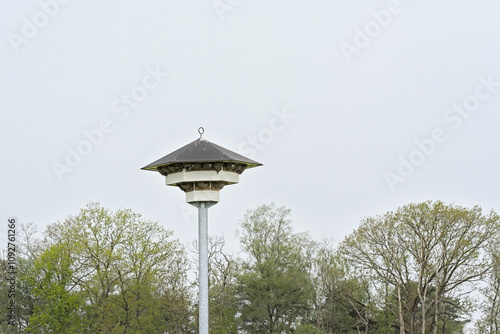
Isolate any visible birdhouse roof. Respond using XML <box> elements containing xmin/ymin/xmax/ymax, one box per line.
<box><xmin>141</xmin><ymin>137</ymin><xmax>262</xmax><ymax>171</ymax></box>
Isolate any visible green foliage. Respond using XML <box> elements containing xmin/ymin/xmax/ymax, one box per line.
<box><xmin>24</xmin><ymin>202</ymin><xmax>192</xmax><ymax>333</ymax></box>
<box><xmin>0</xmin><ymin>256</ymin><xmax>36</xmax><ymax>333</ymax></box>
<box><xmin>295</xmin><ymin>323</ymin><xmax>322</xmax><ymax>334</ymax></box>
<box><xmin>1</xmin><ymin>200</ymin><xmax>498</xmax><ymax>333</ymax></box>
<box><xmin>236</xmin><ymin>203</ymin><xmax>316</xmax><ymax>333</ymax></box>
<box><xmin>26</xmin><ymin>243</ymin><xmax>85</xmax><ymax>333</ymax></box>
<box><xmin>313</xmin><ymin>243</ymin><xmax>374</xmax><ymax>333</ymax></box>
<box><xmin>340</xmin><ymin>200</ymin><xmax>498</xmax><ymax>334</ymax></box>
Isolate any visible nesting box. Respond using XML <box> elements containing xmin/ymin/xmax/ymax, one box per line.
<box><xmin>141</xmin><ymin>132</ymin><xmax>262</xmax><ymax>203</ymax></box>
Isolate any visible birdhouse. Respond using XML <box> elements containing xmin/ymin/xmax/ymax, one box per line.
<box><xmin>141</xmin><ymin>128</ymin><xmax>262</xmax><ymax>203</ymax></box>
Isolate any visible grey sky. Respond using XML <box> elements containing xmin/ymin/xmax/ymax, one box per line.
<box><xmin>1</xmin><ymin>0</ymin><xmax>500</xmax><ymax>253</ymax></box>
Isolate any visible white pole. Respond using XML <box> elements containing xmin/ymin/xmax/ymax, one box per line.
<box><xmin>198</xmin><ymin>201</ymin><xmax>209</xmax><ymax>334</ymax></box>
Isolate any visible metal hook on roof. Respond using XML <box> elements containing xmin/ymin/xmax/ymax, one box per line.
<box><xmin>198</xmin><ymin>127</ymin><xmax>204</xmax><ymax>138</ymax></box>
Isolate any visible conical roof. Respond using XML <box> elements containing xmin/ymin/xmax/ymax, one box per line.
<box><xmin>141</xmin><ymin>137</ymin><xmax>262</xmax><ymax>171</ymax></box>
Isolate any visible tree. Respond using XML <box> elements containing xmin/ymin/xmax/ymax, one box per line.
<box><xmin>476</xmin><ymin>242</ymin><xmax>500</xmax><ymax>333</ymax></box>
<box><xmin>401</xmin><ymin>201</ymin><xmax>495</xmax><ymax>334</ymax></box>
<box><xmin>207</xmin><ymin>236</ymin><xmax>239</xmax><ymax>333</ymax></box>
<box><xmin>26</xmin><ymin>243</ymin><xmax>86</xmax><ymax>334</ymax></box>
<box><xmin>0</xmin><ymin>223</ymin><xmax>46</xmax><ymax>333</ymax></box>
<box><xmin>156</xmin><ymin>247</ymin><xmax>194</xmax><ymax>333</ymax></box>
<box><xmin>39</xmin><ymin>202</ymin><xmax>193</xmax><ymax>333</ymax></box>
<box><xmin>340</xmin><ymin>210</ymin><xmax>410</xmax><ymax>333</ymax></box>
<box><xmin>313</xmin><ymin>241</ymin><xmax>375</xmax><ymax>333</ymax></box>
<box><xmin>0</xmin><ymin>255</ymin><xmax>36</xmax><ymax>334</ymax></box>
<box><xmin>190</xmin><ymin>236</ymin><xmax>239</xmax><ymax>333</ymax></box>
<box><xmin>235</xmin><ymin>203</ymin><xmax>316</xmax><ymax>333</ymax></box>
<box><xmin>340</xmin><ymin>201</ymin><xmax>498</xmax><ymax>334</ymax></box>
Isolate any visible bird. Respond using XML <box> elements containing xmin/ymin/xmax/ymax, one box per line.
<box><xmin>179</xmin><ymin>183</ymin><xmax>194</xmax><ymax>192</ymax></box>
<box><xmin>196</xmin><ymin>182</ymin><xmax>210</xmax><ymax>190</ymax></box>
<box><xmin>235</xmin><ymin>164</ymin><xmax>246</xmax><ymax>174</ymax></box>
<box><xmin>224</xmin><ymin>162</ymin><xmax>236</xmax><ymax>171</ymax></box>
<box><xmin>211</xmin><ymin>182</ymin><xmax>225</xmax><ymax>190</ymax></box>
<box><xmin>157</xmin><ymin>166</ymin><xmax>169</xmax><ymax>176</ymax></box>
<box><xmin>213</xmin><ymin>162</ymin><xmax>223</xmax><ymax>172</ymax></box>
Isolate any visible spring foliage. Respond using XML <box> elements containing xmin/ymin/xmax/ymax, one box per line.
<box><xmin>1</xmin><ymin>201</ymin><xmax>499</xmax><ymax>333</ymax></box>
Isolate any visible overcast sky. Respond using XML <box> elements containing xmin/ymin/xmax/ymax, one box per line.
<box><xmin>1</xmin><ymin>0</ymin><xmax>500</xmax><ymax>253</ymax></box>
